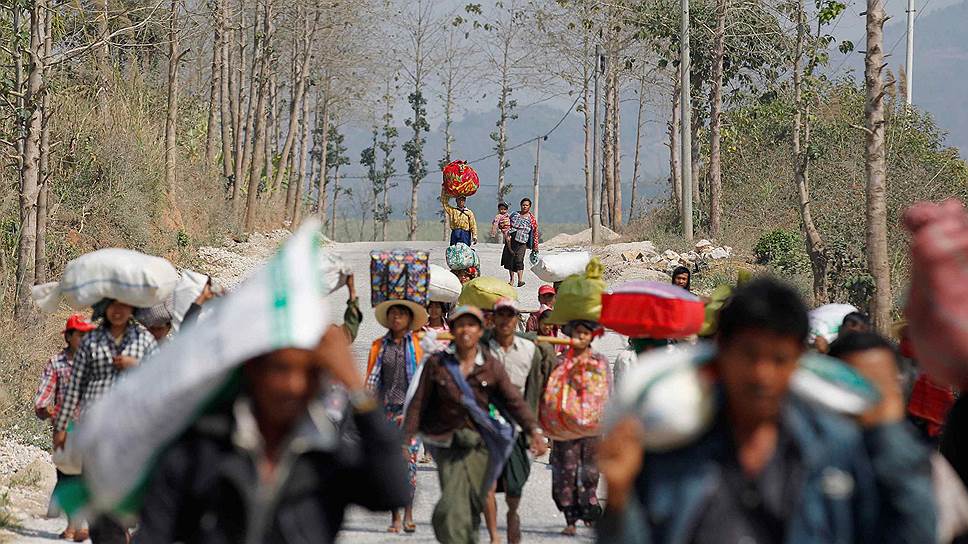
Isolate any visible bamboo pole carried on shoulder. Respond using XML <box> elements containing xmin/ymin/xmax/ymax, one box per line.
<box><xmin>425</xmin><ymin>331</ymin><xmax>574</xmax><ymax>346</ymax></box>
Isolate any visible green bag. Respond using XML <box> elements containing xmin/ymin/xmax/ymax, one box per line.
<box><xmin>458</xmin><ymin>276</ymin><xmax>518</xmax><ymax>310</ymax></box>
<box><xmin>546</xmin><ymin>258</ymin><xmax>606</xmax><ymax>325</ymax></box>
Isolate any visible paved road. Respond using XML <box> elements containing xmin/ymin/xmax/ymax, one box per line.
<box><xmin>327</xmin><ymin>240</ymin><xmax>618</xmax><ymax>543</ymax></box>
<box><xmin>5</xmin><ymin>239</ymin><xmax>620</xmax><ymax>543</ymax></box>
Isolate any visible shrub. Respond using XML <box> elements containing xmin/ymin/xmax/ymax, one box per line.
<box><xmin>754</xmin><ymin>229</ymin><xmax>807</xmax><ymax>274</ymax></box>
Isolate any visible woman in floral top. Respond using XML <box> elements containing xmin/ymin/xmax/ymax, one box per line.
<box><xmin>501</xmin><ymin>198</ymin><xmax>539</xmax><ymax>287</ymax></box>
<box><xmin>549</xmin><ymin>319</ymin><xmax>611</xmax><ymax>536</ymax></box>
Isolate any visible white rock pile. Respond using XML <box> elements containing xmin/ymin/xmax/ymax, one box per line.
<box><xmin>596</xmin><ymin>239</ymin><xmax>733</xmax><ymax>283</ymax></box>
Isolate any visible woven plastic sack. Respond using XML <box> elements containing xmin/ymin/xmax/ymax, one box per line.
<box><xmin>33</xmin><ymin>249</ymin><xmax>179</xmax><ymax>313</ymax></box>
<box><xmin>601</xmin><ymin>281</ymin><xmax>705</xmax><ymax>338</ymax></box>
<box><xmin>809</xmin><ymin>303</ymin><xmax>858</xmax><ymax>342</ymax></box>
<box><xmin>530</xmin><ymin>251</ymin><xmax>590</xmax><ymax>283</ymax></box>
<box><xmin>545</xmin><ymin>258</ymin><xmax>606</xmax><ymax>325</ymax></box>
<box><xmin>369</xmin><ymin>250</ymin><xmax>430</xmax><ymax>307</ymax></box>
<box><xmin>446</xmin><ymin>243</ymin><xmax>478</xmax><ymax>271</ymax></box>
<box><xmin>62</xmin><ymin>220</ymin><xmax>333</xmax><ymax>517</ymax></box>
<box><xmin>539</xmin><ymin>351</ymin><xmax>610</xmax><ymax>440</ymax></box>
<box><xmin>429</xmin><ymin>264</ymin><xmax>461</xmax><ymax>303</ymax></box>
<box><xmin>458</xmin><ymin>276</ymin><xmax>518</xmax><ymax>310</ymax></box>
<box><xmin>442</xmin><ymin>160</ymin><xmax>480</xmax><ymax>197</ymax></box>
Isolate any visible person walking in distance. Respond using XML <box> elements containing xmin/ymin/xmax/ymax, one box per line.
<box><xmin>490</xmin><ymin>202</ymin><xmax>511</xmax><ymax>243</ymax></box>
<box><xmin>54</xmin><ymin>300</ymin><xmax>158</xmax><ymax>543</ymax></box>
<box><xmin>442</xmin><ymin>189</ymin><xmax>479</xmax><ymax>247</ymax></box>
<box><xmin>502</xmin><ymin>198</ymin><xmax>539</xmax><ymax>287</ymax></box>
<box><xmin>35</xmin><ymin>315</ymin><xmax>96</xmax><ymax>542</ymax></box>
<box><xmin>366</xmin><ymin>300</ymin><xmax>428</xmax><ymax>534</ymax></box>
<box><xmin>405</xmin><ymin>306</ymin><xmax>547</xmax><ymax>544</ymax></box>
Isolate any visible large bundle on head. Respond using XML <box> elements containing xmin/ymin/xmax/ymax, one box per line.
<box><xmin>809</xmin><ymin>303</ymin><xmax>859</xmax><ymax>342</ymax></box>
<box><xmin>601</xmin><ymin>281</ymin><xmax>705</xmax><ymax>338</ymax></box>
<box><xmin>442</xmin><ymin>160</ymin><xmax>480</xmax><ymax>197</ymax></box>
<box><xmin>32</xmin><ymin>249</ymin><xmax>179</xmax><ymax>313</ymax></box>
<box><xmin>530</xmin><ymin>251</ymin><xmax>591</xmax><ymax>283</ymax></box>
<box><xmin>429</xmin><ymin>264</ymin><xmax>461</xmax><ymax>303</ymax></box>
<box><xmin>545</xmin><ymin>258</ymin><xmax>606</xmax><ymax>325</ymax></box>
<box><xmin>458</xmin><ymin>276</ymin><xmax>517</xmax><ymax>310</ymax></box>
<box><xmin>369</xmin><ymin>249</ymin><xmax>430</xmax><ymax>307</ymax></box>
<box><xmin>61</xmin><ymin>221</ymin><xmax>333</xmax><ymax>517</ymax></box>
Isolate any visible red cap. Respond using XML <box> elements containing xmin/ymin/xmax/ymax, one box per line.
<box><xmin>64</xmin><ymin>314</ymin><xmax>96</xmax><ymax>333</ymax></box>
<box><xmin>538</xmin><ymin>285</ymin><xmax>556</xmax><ymax>297</ymax></box>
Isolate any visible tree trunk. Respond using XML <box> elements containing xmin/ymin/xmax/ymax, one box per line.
<box><xmin>271</xmin><ymin>12</ymin><xmax>312</xmax><ymax>203</ymax></box>
<box><xmin>496</xmin><ymin>84</ymin><xmax>509</xmax><ymax>205</ymax></box>
<box><xmin>630</xmin><ymin>72</ymin><xmax>646</xmax><ymax>221</ymax></box>
<box><xmin>265</xmin><ymin>70</ymin><xmax>277</xmax><ymax>196</ymax></box>
<box><xmin>230</xmin><ymin>8</ymin><xmax>246</xmax><ymax>199</ymax></box>
<box><xmin>612</xmin><ymin>66</ymin><xmax>623</xmax><ymax>230</ymax></box>
<box><xmin>602</xmin><ymin>67</ymin><xmax>615</xmax><ymax>229</ymax></box>
<box><xmin>707</xmin><ymin>0</ymin><xmax>726</xmax><ymax>239</ymax></box>
<box><xmin>792</xmin><ymin>0</ymin><xmax>828</xmax><ymax>304</ymax></box>
<box><xmin>242</xmin><ymin>0</ymin><xmax>271</xmax><ymax>232</ymax></box>
<box><xmin>669</xmin><ymin>76</ymin><xmax>682</xmax><ymax>215</ymax></box>
<box><xmin>94</xmin><ymin>0</ymin><xmax>110</xmax><ymax>112</ymax></box>
<box><xmin>864</xmin><ymin>0</ymin><xmax>892</xmax><ymax>332</ymax></box>
<box><xmin>205</xmin><ymin>1</ymin><xmax>221</xmax><ymax>167</ymax></box>
<box><xmin>237</xmin><ymin>4</ymin><xmax>260</xmax><ymax>206</ymax></box>
<box><xmin>164</xmin><ymin>0</ymin><xmax>181</xmax><ymax>224</ymax></box>
<box><xmin>691</xmin><ymin>114</ymin><xmax>701</xmax><ymax>210</ymax></box>
<box><xmin>582</xmin><ymin>51</ymin><xmax>593</xmax><ymax>227</ymax></box>
<box><xmin>219</xmin><ymin>0</ymin><xmax>234</xmax><ymax>185</ymax></box>
<box><xmin>35</xmin><ymin>8</ymin><xmax>52</xmax><ymax>285</ymax></box>
<box><xmin>533</xmin><ymin>138</ymin><xmax>541</xmax><ymax>224</ymax></box>
<box><xmin>316</xmin><ymin>89</ymin><xmax>331</xmax><ymax>223</ymax></box>
<box><xmin>287</xmin><ymin>80</ymin><xmax>311</xmax><ymax>223</ymax></box>
<box><xmin>330</xmin><ymin>167</ymin><xmax>340</xmax><ymax>240</ymax></box>
<box><xmin>14</xmin><ymin>0</ymin><xmax>46</xmax><ymax>316</ymax></box>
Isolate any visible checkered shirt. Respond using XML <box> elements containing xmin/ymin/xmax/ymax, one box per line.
<box><xmin>34</xmin><ymin>349</ymin><xmax>74</xmax><ymax>422</ymax></box>
<box><xmin>54</xmin><ymin>323</ymin><xmax>159</xmax><ymax>432</ymax></box>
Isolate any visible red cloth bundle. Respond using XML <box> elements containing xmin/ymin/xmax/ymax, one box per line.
<box><xmin>442</xmin><ymin>160</ymin><xmax>480</xmax><ymax>197</ymax></box>
<box><xmin>907</xmin><ymin>373</ymin><xmax>955</xmax><ymax>438</ymax></box>
<box><xmin>601</xmin><ymin>281</ymin><xmax>705</xmax><ymax>339</ymax></box>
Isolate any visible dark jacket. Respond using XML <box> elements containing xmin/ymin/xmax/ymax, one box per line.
<box><xmin>598</xmin><ymin>395</ymin><xmax>936</xmax><ymax>544</ymax></box>
<box><xmin>404</xmin><ymin>347</ymin><xmax>539</xmax><ymax>439</ymax></box>
<box><xmin>133</xmin><ymin>398</ymin><xmax>409</xmax><ymax>544</ymax></box>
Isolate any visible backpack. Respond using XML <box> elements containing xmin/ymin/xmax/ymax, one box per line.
<box><xmin>369</xmin><ymin>250</ymin><xmax>430</xmax><ymax>307</ymax></box>
<box><xmin>539</xmin><ymin>350</ymin><xmax>610</xmax><ymax>440</ymax></box>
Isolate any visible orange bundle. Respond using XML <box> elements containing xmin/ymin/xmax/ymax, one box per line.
<box><xmin>442</xmin><ymin>160</ymin><xmax>480</xmax><ymax>197</ymax></box>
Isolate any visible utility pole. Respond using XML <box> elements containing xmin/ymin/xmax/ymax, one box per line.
<box><xmin>905</xmin><ymin>0</ymin><xmax>915</xmax><ymax>106</ymax></box>
<box><xmin>591</xmin><ymin>44</ymin><xmax>603</xmax><ymax>244</ymax></box>
<box><xmin>680</xmin><ymin>0</ymin><xmax>694</xmax><ymax>242</ymax></box>
<box><xmin>533</xmin><ymin>137</ymin><xmax>542</xmax><ymax>225</ymax></box>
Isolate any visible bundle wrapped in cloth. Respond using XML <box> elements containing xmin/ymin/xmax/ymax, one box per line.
<box><xmin>458</xmin><ymin>276</ymin><xmax>517</xmax><ymax>310</ymax></box>
<box><xmin>530</xmin><ymin>251</ymin><xmax>590</xmax><ymax>283</ymax></box>
<box><xmin>608</xmin><ymin>344</ymin><xmax>880</xmax><ymax>452</ymax></box>
<box><xmin>809</xmin><ymin>303</ymin><xmax>859</xmax><ymax>343</ymax></box>
<box><xmin>601</xmin><ymin>281</ymin><xmax>704</xmax><ymax>338</ymax></box>
<box><xmin>442</xmin><ymin>160</ymin><xmax>480</xmax><ymax>197</ymax></box>
<box><xmin>32</xmin><ymin>249</ymin><xmax>179</xmax><ymax>312</ymax></box>
<box><xmin>429</xmin><ymin>264</ymin><xmax>461</xmax><ymax>303</ymax></box>
<box><xmin>57</xmin><ymin>221</ymin><xmax>332</xmax><ymax>517</ymax></box>
<box><xmin>545</xmin><ymin>258</ymin><xmax>606</xmax><ymax>325</ymax></box>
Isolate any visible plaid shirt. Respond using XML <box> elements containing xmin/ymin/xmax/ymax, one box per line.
<box><xmin>34</xmin><ymin>349</ymin><xmax>74</xmax><ymax>423</ymax></box>
<box><xmin>54</xmin><ymin>322</ymin><xmax>158</xmax><ymax>432</ymax></box>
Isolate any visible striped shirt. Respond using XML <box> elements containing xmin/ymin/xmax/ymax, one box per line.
<box><xmin>54</xmin><ymin>322</ymin><xmax>158</xmax><ymax>432</ymax></box>
<box><xmin>34</xmin><ymin>349</ymin><xmax>74</xmax><ymax>422</ymax></box>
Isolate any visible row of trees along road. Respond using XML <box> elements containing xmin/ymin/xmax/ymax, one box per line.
<box><xmin>2</xmin><ymin>0</ymin><xmax>966</xmax><ymax>330</ymax></box>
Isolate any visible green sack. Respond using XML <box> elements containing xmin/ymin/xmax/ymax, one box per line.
<box><xmin>458</xmin><ymin>276</ymin><xmax>518</xmax><ymax>310</ymax></box>
<box><xmin>546</xmin><ymin>258</ymin><xmax>606</xmax><ymax>325</ymax></box>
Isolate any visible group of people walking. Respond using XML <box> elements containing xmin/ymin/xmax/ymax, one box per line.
<box><xmin>32</xmin><ymin>196</ymin><xmax>968</xmax><ymax>544</ymax></box>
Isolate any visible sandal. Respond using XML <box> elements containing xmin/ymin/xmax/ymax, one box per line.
<box><xmin>387</xmin><ymin>525</ymin><xmax>401</xmax><ymax>534</ymax></box>
<box><xmin>561</xmin><ymin>525</ymin><xmax>577</xmax><ymax>536</ymax></box>
<box><xmin>517</xmin><ymin>281</ymin><xmax>526</xmax><ymax>287</ymax></box>
<box><xmin>404</xmin><ymin>522</ymin><xmax>417</xmax><ymax>533</ymax></box>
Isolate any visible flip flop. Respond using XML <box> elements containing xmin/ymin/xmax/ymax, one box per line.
<box><xmin>517</xmin><ymin>281</ymin><xmax>526</xmax><ymax>287</ymax></box>
<box><xmin>404</xmin><ymin>522</ymin><xmax>417</xmax><ymax>533</ymax></box>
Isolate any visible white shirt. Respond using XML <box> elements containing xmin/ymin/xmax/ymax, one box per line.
<box><xmin>487</xmin><ymin>336</ymin><xmax>536</xmax><ymax>394</ymax></box>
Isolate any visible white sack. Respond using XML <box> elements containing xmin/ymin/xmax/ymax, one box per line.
<box><xmin>530</xmin><ymin>251</ymin><xmax>591</xmax><ymax>283</ymax></box>
<box><xmin>429</xmin><ymin>264</ymin><xmax>461</xmax><ymax>303</ymax></box>
<box><xmin>809</xmin><ymin>303</ymin><xmax>858</xmax><ymax>342</ymax></box>
<box><xmin>33</xmin><ymin>249</ymin><xmax>179</xmax><ymax>313</ymax></box>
